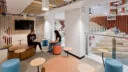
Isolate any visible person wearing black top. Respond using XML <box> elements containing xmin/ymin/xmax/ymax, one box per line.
<box><xmin>48</xmin><ymin>30</ymin><xmax>61</xmax><ymax>52</ymax></box>
<box><xmin>27</xmin><ymin>29</ymin><xmax>42</xmax><ymax>50</ymax></box>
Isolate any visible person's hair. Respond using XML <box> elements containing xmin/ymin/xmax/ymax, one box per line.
<box><xmin>30</xmin><ymin>29</ymin><xmax>35</xmax><ymax>33</ymax></box>
<box><xmin>54</xmin><ymin>30</ymin><xmax>61</xmax><ymax>37</ymax></box>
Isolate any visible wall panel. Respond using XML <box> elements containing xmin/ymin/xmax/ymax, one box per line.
<box><xmin>0</xmin><ymin>16</ymin><xmax>12</xmax><ymax>48</ymax></box>
<box><xmin>90</xmin><ymin>15</ymin><xmax>128</xmax><ymax>33</ymax></box>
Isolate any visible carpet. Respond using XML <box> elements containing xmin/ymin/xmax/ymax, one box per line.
<box><xmin>20</xmin><ymin>50</ymin><xmax>103</xmax><ymax>72</ymax></box>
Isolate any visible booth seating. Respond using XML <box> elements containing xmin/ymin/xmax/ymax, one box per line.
<box><xmin>1</xmin><ymin>58</ymin><xmax>20</xmax><ymax>72</ymax></box>
<box><xmin>105</xmin><ymin>58</ymin><xmax>123</xmax><ymax>72</ymax></box>
<box><xmin>8</xmin><ymin>44</ymin><xmax>36</xmax><ymax>60</ymax></box>
<box><xmin>53</xmin><ymin>45</ymin><xmax>62</xmax><ymax>55</ymax></box>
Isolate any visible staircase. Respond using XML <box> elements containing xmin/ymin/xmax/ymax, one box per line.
<box><xmin>91</xmin><ymin>29</ymin><xmax>128</xmax><ymax>58</ymax></box>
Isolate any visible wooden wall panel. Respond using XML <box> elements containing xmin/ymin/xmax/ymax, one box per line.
<box><xmin>0</xmin><ymin>16</ymin><xmax>12</xmax><ymax>48</ymax></box>
<box><xmin>90</xmin><ymin>15</ymin><xmax>128</xmax><ymax>33</ymax></box>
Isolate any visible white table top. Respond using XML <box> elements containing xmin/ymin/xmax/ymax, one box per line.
<box><xmin>64</xmin><ymin>47</ymin><xmax>72</xmax><ymax>51</ymax></box>
<box><xmin>14</xmin><ymin>49</ymin><xmax>26</xmax><ymax>53</ymax></box>
<box><xmin>97</xmin><ymin>48</ymin><xmax>109</xmax><ymax>53</ymax></box>
<box><xmin>30</xmin><ymin>57</ymin><xmax>46</xmax><ymax>67</ymax></box>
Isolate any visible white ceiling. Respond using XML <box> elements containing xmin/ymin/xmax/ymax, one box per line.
<box><xmin>39</xmin><ymin>0</ymin><xmax>119</xmax><ymax>16</ymax></box>
<box><xmin>6</xmin><ymin>0</ymin><xmax>119</xmax><ymax>14</ymax></box>
<box><xmin>6</xmin><ymin>0</ymin><xmax>34</xmax><ymax>14</ymax></box>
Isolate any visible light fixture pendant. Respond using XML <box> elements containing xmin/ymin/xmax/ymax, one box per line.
<box><xmin>42</xmin><ymin>0</ymin><xmax>49</xmax><ymax>11</ymax></box>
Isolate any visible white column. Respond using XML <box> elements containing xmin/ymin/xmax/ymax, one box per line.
<box><xmin>81</xmin><ymin>7</ymin><xmax>90</xmax><ymax>55</ymax></box>
<box><xmin>44</xmin><ymin>13</ymin><xmax>55</xmax><ymax>40</ymax></box>
<box><xmin>65</xmin><ymin>7</ymin><xmax>89</xmax><ymax>58</ymax></box>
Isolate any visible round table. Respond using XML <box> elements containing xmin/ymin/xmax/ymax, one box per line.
<box><xmin>14</xmin><ymin>49</ymin><xmax>26</xmax><ymax>60</ymax></box>
<box><xmin>64</xmin><ymin>47</ymin><xmax>72</xmax><ymax>56</ymax></box>
<box><xmin>30</xmin><ymin>57</ymin><xmax>45</xmax><ymax>72</ymax></box>
<box><xmin>42</xmin><ymin>56</ymin><xmax>80</xmax><ymax>72</ymax></box>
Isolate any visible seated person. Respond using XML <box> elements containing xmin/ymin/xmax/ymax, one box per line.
<box><xmin>48</xmin><ymin>30</ymin><xmax>61</xmax><ymax>53</ymax></box>
<box><xmin>27</xmin><ymin>29</ymin><xmax>42</xmax><ymax>50</ymax></box>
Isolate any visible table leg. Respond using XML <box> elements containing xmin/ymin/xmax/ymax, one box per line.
<box><xmin>20</xmin><ymin>53</ymin><xmax>21</xmax><ymax>60</ymax></box>
<box><xmin>67</xmin><ymin>51</ymin><xmax>69</xmax><ymax>56</ymax></box>
<box><xmin>37</xmin><ymin>66</ymin><xmax>40</xmax><ymax>72</ymax></box>
<box><xmin>102</xmin><ymin>52</ymin><xmax>105</xmax><ymax>67</ymax></box>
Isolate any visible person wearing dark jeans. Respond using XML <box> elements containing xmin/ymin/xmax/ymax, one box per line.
<box><xmin>27</xmin><ymin>29</ymin><xmax>42</xmax><ymax>50</ymax></box>
<box><xmin>48</xmin><ymin>30</ymin><xmax>61</xmax><ymax>53</ymax></box>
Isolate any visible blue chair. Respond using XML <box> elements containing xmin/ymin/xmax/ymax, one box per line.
<box><xmin>1</xmin><ymin>58</ymin><xmax>20</xmax><ymax>72</ymax></box>
<box><xmin>105</xmin><ymin>58</ymin><xmax>123</xmax><ymax>72</ymax></box>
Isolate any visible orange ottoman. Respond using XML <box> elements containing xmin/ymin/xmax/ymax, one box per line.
<box><xmin>53</xmin><ymin>45</ymin><xmax>62</xmax><ymax>55</ymax></box>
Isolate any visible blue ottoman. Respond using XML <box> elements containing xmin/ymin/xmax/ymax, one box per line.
<box><xmin>1</xmin><ymin>58</ymin><xmax>20</xmax><ymax>72</ymax></box>
<box><xmin>42</xmin><ymin>40</ymin><xmax>48</xmax><ymax>46</ymax></box>
<box><xmin>105</xmin><ymin>58</ymin><xmax>123</xmax><ymax>72</ymax></box>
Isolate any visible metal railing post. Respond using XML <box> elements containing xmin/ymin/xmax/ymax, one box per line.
<box><xmin>112</xmin><ymin>37</ymin><xmax>116</xmax><ymax>59</ymax></box>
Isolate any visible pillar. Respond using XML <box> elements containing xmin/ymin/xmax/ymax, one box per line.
<box><xmin>44</xmin><ymin>13</ymin><xmax>55</xmax><ymax>40</ymax></box>
<box><xmin>65</xmin><ymin>7</ymin><xmax>89</xmax><ymax>58</ymax></box>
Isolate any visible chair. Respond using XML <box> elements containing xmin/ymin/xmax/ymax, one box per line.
<box><xmin>53</xmin><ymin>45</ymin><xmax>62</xmax><ymax>55</ymax></box>
<box><xmin>42</xmin><ymin>40</ymin><xmax>48</xmax><ymax>46</ymax></box>
<box><xmin>105</xmin><ymin>58</ymin><xmax>123</xmax><ymax>72</ymax></box>
<box><xmin>1</xmin><ymin>58</ymin><xmax>20</xmax><ymax>72</ymax></box>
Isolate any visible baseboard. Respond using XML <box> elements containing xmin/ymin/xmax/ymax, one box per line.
<box><xmin>0</xmin><ymin>48</ymin><xmax>7</xmax><ymax>50</ymax></box>
<box><xmin>67</xmin><ymin>51</ymin><xmax>85</xmax><ymax>59</ymax></box>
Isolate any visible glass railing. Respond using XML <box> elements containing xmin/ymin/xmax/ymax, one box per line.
<box><xmin>86</xmin><ymin>32</ymin><xmax>128</xmax><ymax>66</ymax></box>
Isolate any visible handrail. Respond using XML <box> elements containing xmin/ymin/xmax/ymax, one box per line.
<box><xmin>84</xmin><ymin>32</ymin><xmax>127</xmax><ymax>39</ymax></box>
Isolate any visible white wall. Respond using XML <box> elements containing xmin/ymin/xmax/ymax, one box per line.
<box><xmin>55</xmin><ymin>12</ymin><xmax>65</xmax><ymax>20</ymax></box>
<box><xmin>44</xmin><ymin>13</ymin><xmax>55</xmax><ymax>40</ymax></box>
<box><xmin>65</xmin><ymin>8</ymin><xmax>88</xmax><ymax>57</ymax></box>
<box><xmin>91</xmin><ymin>5</ymin><xmax>110</xmax><ymax>15</ymax></box>
<box><xmin>81</xmin><ymin>7</ymin><xmax>89</xmax><ymax>55</ymax></box>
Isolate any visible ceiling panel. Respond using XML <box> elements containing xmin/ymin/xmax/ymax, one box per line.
<box><xmin>23</xmin><ymin>0</ymin><xmax>74</xmax><ymax>14</ymax></box>
<box><xmin>6</xmin><ymin>0</ymin><xmax>34</xmax><ymax>14</ymax></box>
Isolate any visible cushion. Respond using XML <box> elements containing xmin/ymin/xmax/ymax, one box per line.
<box><xmin>9</xmin><ymin>44</ymin><xmax>29</xmax><ymax>51</ymax></box>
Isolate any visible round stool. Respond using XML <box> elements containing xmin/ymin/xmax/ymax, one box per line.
<box><xmin>105</xmin><ymin>58</ymin><xmax>123</xmax><ymax>72</ymax></box>
<box><xmin>42</xmin><ymin>40</ymin><xmax>48</xmax><ymax>46</ymax></box>
<box><xmin>53</xmin><ymin>45</ymin><xmax>62</xmax><ymax>55</ymax></box>
<box><xmin>30</xmin><ymin>57</ymin><xmax>45</xmax><ymax>72</ymax></box>
<box><xmin>1</xmin><ymin>58</ymin><xmax>20</xmax><ymax>72</ymax></box>
<box><xmin>14</xmin><ymin>49</ymin><xmax>26</xmax><ymax>60</ymax></box>
<box><xmin>64</xmin><ymin>47</ymin><xmax>72</xmax><ymax>56</ymax></box>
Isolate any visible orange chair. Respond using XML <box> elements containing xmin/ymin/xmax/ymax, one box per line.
<box><xmin>53</xmin><ymin>45</ymin><xmax>62</xmax><ymax>55</ymax></box>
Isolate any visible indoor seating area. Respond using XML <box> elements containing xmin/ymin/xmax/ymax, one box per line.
<box><xmin>0</xmin><ymin>0</ymin><xmax>128</xmax><ymax>72</ymax></box>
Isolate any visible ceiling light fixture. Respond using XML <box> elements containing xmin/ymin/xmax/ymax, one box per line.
<box><xmin>42</xmin><ymin>0</ymin><xmax>49</xmax><ymax>11</ymax></box>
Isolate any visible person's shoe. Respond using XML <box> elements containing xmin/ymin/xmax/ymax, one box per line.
<box><xmin>40</xmin><ymin>49</ymin><xmax>42</xmax><ymax>51</ymax></box>
<box><xmin>47</xmin><ymin>50</ymin><xmax>52</xmax><ymax>53</ymax></box>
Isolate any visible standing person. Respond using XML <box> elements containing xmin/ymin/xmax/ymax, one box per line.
<box><xmin>48</xmin><ymin>30</ymin><xmax>61</xmax><ymax>53</ymax></box>
<box><xmin>27</xmin><ymin>29</ymin><xmax>42</xmax><ymax>50</ymax></box>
